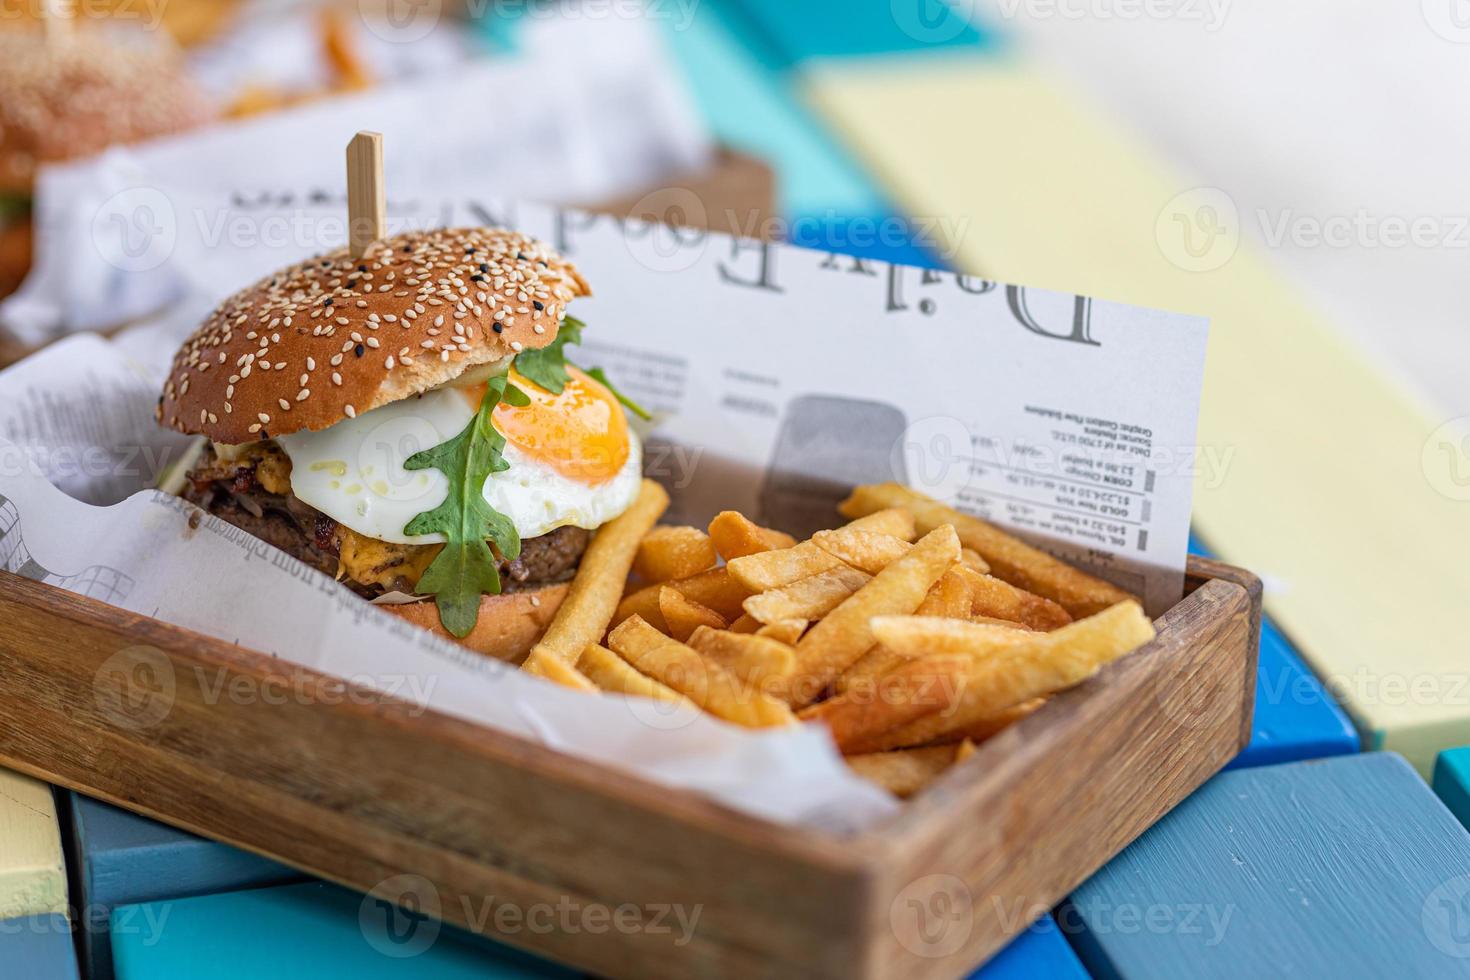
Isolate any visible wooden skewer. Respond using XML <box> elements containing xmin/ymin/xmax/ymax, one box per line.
<box><xmin>42</xmin><ymin>0</ymin><xmax>74</xmax><ymax>45</ymax></box>
<box><xmin>346</xmin><ymin>131</ymin><xmax>385</xmax><ymax>261</ymax></box>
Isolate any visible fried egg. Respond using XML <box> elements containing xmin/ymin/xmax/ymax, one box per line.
<box><xmin>276</xmin><ymin>366</ymin><xmax>642</xmax><ymax>544</ymax></box>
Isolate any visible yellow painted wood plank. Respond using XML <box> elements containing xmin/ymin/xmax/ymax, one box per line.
<box><xmin>803</xmin><ymin>57</ymin><xmax>1470</xmax><ymax>774</ymax></box>
<box><xmin>0</xmin><ymin>767</ymin><xmax>68</xmax><ymax>919</ymax></box>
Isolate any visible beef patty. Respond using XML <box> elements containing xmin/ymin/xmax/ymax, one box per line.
<box><xmin>181</xmin><ymin>442</ymin><xmax>589</xmax><ymax>598</ymax></box>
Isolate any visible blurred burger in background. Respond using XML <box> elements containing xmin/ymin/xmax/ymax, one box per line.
<box><xmin>0</xmin><ymin>26</ymin><xmax>214</xmax><ymax>297</ymax></box>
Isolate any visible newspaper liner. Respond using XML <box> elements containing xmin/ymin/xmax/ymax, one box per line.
<box><xmin>0</xmin><ymin>204</ymin><xmax>1208</xmax><ymax>831</ymax></box>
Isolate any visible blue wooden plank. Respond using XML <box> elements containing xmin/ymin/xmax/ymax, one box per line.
<box><xmin>0</xmin><ymin>914</ymin><xmax>79</xmax><ymax>980</ymax></box>
<box><xmin>716</xmin><ymin>0</ymin><xmax>997</xmax><ymax>65</ymax></box>
<box><xmin>974</xmin><ymin>918</ymin><xmax>1090</xmax><ymax>979</ymax></box>
<box><xmin>1188</xmin><ymin>535</ymin><xmax>1359</xmax><ymax>767</ymax></box>
<box><xmin>1434</xmin><ymin>747</ymin><xmax>1470</xmax><ymax>830</ymax></box>
<box><xmin>111</xmin><ymin>881</ymin><xmax>579</xmax><ymax>980</ymax></box>
<box><xmin>1065</xmin><ymin>753</ymin><xmax>1470</xmax><ymax>979</ymax></box>
<box><xmin>68</xmin><ymin>793</ymin><xmax>303</xmax><ymax>980</ymax></box>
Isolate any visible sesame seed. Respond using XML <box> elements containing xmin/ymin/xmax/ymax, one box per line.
<box><xmin>297</xmin><ymin>389</ymin><xmax>309</xmax><ymax>401</ymax></box>
<box><xmin>258</xmin><ymin>413</ymin><xmax>271</xmax><ymax>423</ymax></box>
<box><xmin>332</xmin><ymin>372</ymin><xmax>342</xmax><ymax>385</ymax></box>
<box><xmin>278</xmin><ymin>398</ymin><xmax>290</xmax><ymax>411</ymax></box>
<box><xmin>345</xmin><ymin>404</ymin><xmax>356</xmax><ymax>418</ymax></box>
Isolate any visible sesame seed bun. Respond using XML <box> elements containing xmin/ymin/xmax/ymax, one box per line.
<box><xmin>384</xmin><ymin>583</ymin><xmax>569</xmax><ymax>663</ymax></box>
<box><xmin>0</xmin><ymin>32</ymin><xmax>214</xmax><ymax>197</ymax></box>
<box><xmin>158</xmin><ymin>226</ymin><xmax>591</xmax><ymax>444</ymax></box>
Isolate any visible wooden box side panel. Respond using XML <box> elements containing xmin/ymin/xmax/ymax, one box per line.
<box><xmin>866</xmin><ymin>569</ymin><xmax>1260</xmax><ymax>979</ymax></box>
<box><xmin>0</xmin><ymin>575</ymin><xmax>874</xmax><ymax>980</ymax></box>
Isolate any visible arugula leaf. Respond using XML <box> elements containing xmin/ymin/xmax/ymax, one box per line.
<box><xmin>403</xmin><ymin>376</ymin><xmax>529</xmax><ymax>637</ymax></box>
<box><xmin>581</xmin><ymin>366</ymin><xmax>652</xmax><ymax>421</ymax></box>
<box><xmin>513</xmin><ymin>315</ymin><xmax>652</xmax><ymax>420</ymax></box>
<box><xmin>513</xmin><ymin>315</ymin><xmax>584</xmax><ymax>393</ymax></box>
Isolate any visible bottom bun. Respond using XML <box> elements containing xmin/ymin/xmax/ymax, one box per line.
<box><xmin>384</xmin><ymin>583</ymin><xmax>570</xmax><ymax>662</ymax></box>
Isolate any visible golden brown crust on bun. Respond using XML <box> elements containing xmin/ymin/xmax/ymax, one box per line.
<box><xmin>0</xmin><ymin>32</ymin><xmax>214</xmax><ymax>196</ymax></box>
<box><xmin>157</xmin><ymin>226</ymin><xmax>590</xmax><ymax>444</ymax></box>
<box><xmin>384</xmin><ymin>583</ymin><xmax>569</xmax><ymax>662</ymax></box>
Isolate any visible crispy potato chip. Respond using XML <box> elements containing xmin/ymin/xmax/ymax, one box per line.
<box><xmin>726</xmin><ymin>541</ymin><xmax>846</xmax><ymax>593</ymax></box>
<box><xmin>869</xmin><ymin>615</ymin><xmax>1036</xmax><ymax>659</ymax></box>
<box><xmin>844</xmin><ymin>744</ymin><xmax>960</xmax><ymax>799</ymax></box>
<box><xmin>914</xmin><ymin>567</ymin><xmax>973</xmax><ymax>619</ymax></box>
<box><xmin>741</xmin><ymin>564</ymin><xmax>871</xmax><ymax>625</ymax></box>
<box><xmin>951</xmin><ymin>565</ymin><xmax>1072</xmax><ymax>631</ymax></box>
<box><xmin>959</xmin><ymin>548</ymin><xmax>991</xmax><ymax>575</ymax></box>
<box><xmin>634</xmin><ymin>525</ymin><xmax>717</xmax><ymax>582</ymax></box>
<box><xmin>658</xmin><ymin>586</ymin><xmax>727</xmax><ymax>642</ymax></box>
<box><xmin>810</xmin><ymin>527</ymin><xmax>912</xmax><ymax>575</ymax></box>
<box><xmin>839</xmin><ymin>483</ymin><xmax>1136</xmax><ymax>617</ymax></box>
<box><xmin>607</xmin><ymin>617</ymin><xmax>796</xmax><ymax>728</ymax></box>
<box><xmin>524</xmin><ymin>480</ymin><xmax>668</xmax><ymax>675</ymax></box>
<box><xmin>578</xmin><ymin>644</ymin><xmax>695</xmax><ymax>706</ymax></box>
<box><xmin>849</xmin><ymin>601</ymin><xmax>1156</xmax><ymax>751</ymax></box>
<box><xmin>688</xmin><ymin>626</ymin><xmax>796</xmax><ymax>687</ymax></box>
<box><xmin>708</xmin><ymin>511</ymin><xmax>796</xmax><ymax>561</ymax></box>
<box><xmin>799</xmin><ymin>654</ymin><xmax>969</xmax><ymax>751</ymax></box>
<box><xmin>787</xmin><ymin>525</ymin><xmax>960</xmax><ymax>707</ymax></box>
<box><xmin>834</xmin><ymin>644</ymin><xmax>917</xmax><ymax>696</ymax></box>
<box><xmin>755</xmin><ymin>618</ymin><xmax>808</xmax><ymax>645</ymax></box>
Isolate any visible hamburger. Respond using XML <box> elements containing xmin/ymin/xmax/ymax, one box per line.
<box><xmin>157</xmin><ymin>226</ymin><xmax>648</xmax><ymax>659</ymax></box>
<box><xmin>0</xmin><ymin>29</ymin><xmax>214</xmax><ymax>296</ymax></box>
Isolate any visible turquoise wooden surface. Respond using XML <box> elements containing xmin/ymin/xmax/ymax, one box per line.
<box><xmin>0</xmin><ymin>914</ymin><xmax>79</xmax><ymax>980</ymax></box>
<box><xmin>1434</xmin><ymin>747</ymin><xmax>1470</xmax><ymax>830</ymax></box>
<box><xmin>110</xmin><ymin>881</ymin><xmax>578</xmax><ymax>980</ymax></box>
<box><xmin>1065</xmin><ymin>753</ymin><xmax>1470</xmax><ymax>979</ymax></box>
<box><xmin>1188</xmin><ymin>536</ymin><xmax>1359</xmax><ymax>768</ymax></box>
<box><xmin>68</xmin><ymin>792</ymin><xmax>302</xmax><ymax>980</ymax></box>
<box><xmin>714</xmin><ymin>0</ymin><xmax>996</xmax><ymax>65</ymax></box>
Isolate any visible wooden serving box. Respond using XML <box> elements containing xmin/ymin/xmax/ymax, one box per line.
<box><xmin>0</xmin><ymin>555</ymin><xmax>1258</xmax><ymax>978</ymax></box>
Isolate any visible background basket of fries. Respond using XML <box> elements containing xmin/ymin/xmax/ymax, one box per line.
<box><xmin>0</xmin><ymin>477</ymin><xmax>1259</xmax><ymax>979</ymax></box>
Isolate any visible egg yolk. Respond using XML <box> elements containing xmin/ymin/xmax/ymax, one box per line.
<box><xmin>467</xmin><ymin>366</ymin><xmax>630</xmax><ymax>484</ymax></box>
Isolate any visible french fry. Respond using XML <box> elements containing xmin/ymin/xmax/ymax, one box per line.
<box><xmin>524</xmin><ymin>480</ymin><xmax>668</xmax><ymax>675</ymax></box>
<box><xmin>914</xmin><ymin>567</ymin><xmax>973</xmax><ymax>618</ymax></box>
<box><xmin>634</xmin><ymin>525</ymin><xmax>717</xmax><ymax>582</ymax></box>
<box><xmin>952</xmin><ymin>565</ymin><xmax>1072</xmax><ymax>631</ymax></box>
<box><xmin>787</xmin><ymin>525</ymin><xmax>961</xmax><ymax>707</ymax></box>
<box><xmin>839</xmin><ymin>483</ymin><xmax>1137</xmax><ymax>617</ymax></box>
<box><xmin>755</xmin><ymin>618</ymin><xmax>808</xmax><ymax>645</ymax></box>
<box><xmin>659</xmin><ymin>586</ymin><xmax>727</xmax><ymax>642</ymax></box>
<box><xmin>834</xmin><ymin>644</ymin><xmax>917</xmax><ymax>696</ymax></box>
<box><xmin>729</xmin><ymin>613</ymin><xmax>762</xmax><ymax>633</ymax></box>
<box><xmin>578</xmin><ymin>644</ymin><xmax>695</xmax><ymax>707</ymax></box>
<box><xmin>523</xmin><ymin>651</ymin><xmax>597</xmax><ymax>691</ymax></box>
<box><xmin>845</xmin><ymin>507</ymin><xmax>917</xmax><ymax>542</ymax></box>
<box><xmin>954</xmin><ymin>697</ymin><xmax>1046</xmax><ymax>742</ymax></box>
<box><xmin>607</xmin><ymin>617</ymin><xmax>796</xmax><ymax>728</ymax></box>
<box><xmin>848</xmin><ymin>601</ymin><xmax>1157</xmax><ymax>751</ymax></box>
<box><xmin>741</xmin><ymin>564</ymin><xmax>871</xmax><ymax>624</ymax></box>
<box><xmin>723</xmin><ymin>509</ymin><xmax>917</xmax><ymax>593</ymax></box>
<box><xmin>726</xmin><ymin>541</ymin><xmax>846</xmax><ymax>593</ymax></box>
<box><xmin>844</xmin><ymin>744</ymin><xmax>959</xmax><ymax>799</ymax></box>
<box><xmin>869</xmin><ymin>616</ymin><xmax>1037</xmax><ymax>660</ymax></box>
<box><xmin>959</xmin><ymin>548</ymin><xmax>991</xmax><ymax>575</ymax></box>
<box><xmin>810</xmin><ymin>527</ymin><xmax>912</xmax><ymax>575</ymax></box>
<box><xmin>953</xmin><ymin>738</ymin><xmax>978</xmax><ymax>764</ymax></box>
<box><xmin>708</xmin><ymin>511</ymin><xmax>796</xmax><ymax>560</ymax></box>
<box><xmin>798</xmin><ymin>654</ymin><xmax>970</xmax><ymax>751</ymax></box>
<box><xmin>688</xmin><ymin>626</ymin><xmax>795</xmax><ymax>688</ymax></box>
<box><xmin>615</xmin><ymin>567</ymin><xmax>751</xmax><ymax>627</ymax></box>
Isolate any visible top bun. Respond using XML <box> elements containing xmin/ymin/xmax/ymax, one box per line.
<box><xmin>158</xmin><ymin>226</ymin><xmax>591</xmax><ymax>444</ymax></box>
<box><xmin>0</xmin><ymin>31</ymin><xmax>214</xmax><ymax>196</ymax></box>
